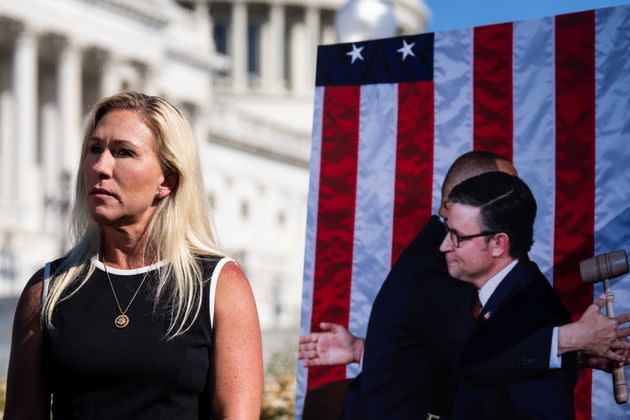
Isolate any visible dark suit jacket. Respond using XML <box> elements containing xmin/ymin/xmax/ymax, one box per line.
<box><xmin>343</xmin><ymin>216</ymin><xmax>477</xmax><ymax>419</ymax></box>
<box><xmin>452</xmin><ymin>258</ymin><xmax>576</xmax><ymax>420</ymax></box>
<box><xmin>342</xmin><ymin>217</ymin><xmax>563</xmax><ymax>419</ymax></box>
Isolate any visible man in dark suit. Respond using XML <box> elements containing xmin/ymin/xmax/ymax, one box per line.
<box><xmin>299</xmin><ymin>152</ymin><xmax>629</xmax><ymax>419</ymax></box>
<box><xmin>340</xmin><ymin>213</ymin><xmax>477</xmax><ymax>419</ymax></box>
<box><xmin>442</xmin><ymin>171</ymin><xmax>574</xmax><ymax>419</ymax></box>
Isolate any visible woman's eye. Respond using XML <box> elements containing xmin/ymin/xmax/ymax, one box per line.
<box><xmin>89</xmin><ymin>145</ymin><xmax>102</xmax><ymax>154</ymax></box>
<box><xmin>116</xmin><ymin>149</ymin><xmax>134</xmax><ymax>157</ymax></box>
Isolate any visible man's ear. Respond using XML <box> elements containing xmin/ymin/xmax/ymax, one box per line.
<box><xmin>157</xmin><ymin>171</ymin><xmax>179</xmax><ymax>199</ymax></box>
<box><xmin>438</xmin><ymin>200</ymin><xmax>451</xmax><ymax>219</ymax></box>
<box><xmin>490</xmin><ymin>233</ymin><xmax>510</xmax><ymax>258</ymax></box>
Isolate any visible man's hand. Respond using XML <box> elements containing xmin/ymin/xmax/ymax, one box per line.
<box><xmin>298</xmin><ymin>322</ymin><xmax>364</xmax><ymax>367</ymax></box>
<box><xmin>579</xmin><ymin>351</ymin><xmax>630</xmax><ymax>372</ymax></box>
<box><xmin>615</xmin><ymin>313</ymin><xmax>630</xmax><ymax>343</ymax></box>
<box><xmin>559</xmin><ymin>298</ymin><xmax>630</xmax><ymax>362</ymax></box>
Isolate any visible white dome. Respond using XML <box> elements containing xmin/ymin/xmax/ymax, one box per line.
<box><xmin>335</xmin><ymin>0</ymin><xmax>398</xmax><ymax>42</ymax></box>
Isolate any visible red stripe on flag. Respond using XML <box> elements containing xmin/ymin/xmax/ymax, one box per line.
<box><xmin>473</xmin><ymin>22</ymin><xmax>514</xmax><ymax>160</ymax></box>
<box><xmin>308</xmin><ymin>86</ymin><xmax>361</xmax><ymax>390</ymax></box>
<box><xmin>554</xmin><ymin>11</ymin><xmax>596</xmax><ymax>420</ymax></box>
<box><xmin>392</xmin><ymin>81</ymin><xmax>434</xmax><ymax>263</ymax></box>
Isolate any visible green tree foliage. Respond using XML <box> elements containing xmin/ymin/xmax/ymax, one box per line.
<box><xmin>261</xmin><ymin>351</ymin><xmax>296</xmax><ymax>420</ymax></box>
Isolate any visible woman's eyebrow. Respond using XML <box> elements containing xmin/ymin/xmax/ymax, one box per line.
<box><xmin>86</xmin><ymin>137</ymin><xmax>137</xmax><ymax>148</ymax></box>
<box><xmin>109</xmin><ymin>139</ymin><xmax>138</xmax><ymax>148</ymax></box>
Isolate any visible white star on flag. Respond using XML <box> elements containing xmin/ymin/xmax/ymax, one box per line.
<box><xmin>346</xmin><ymin>43</ymin><xmax>364</xmax><ymax>64</ymax></box>
<box><xmin>397</xmin><ymin>40</ymin><xmax>415</xmax><ymax>61</ymax></box>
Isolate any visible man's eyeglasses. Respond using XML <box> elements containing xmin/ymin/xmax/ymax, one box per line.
<box><xmin>444</xmin><ymin>220</ymin><xmax>498</xmax><ymax>248</ymax></box>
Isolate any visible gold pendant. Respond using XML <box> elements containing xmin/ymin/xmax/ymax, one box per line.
<box><xmin>115</xmin><ymin>314</ymin><xmax>130</xmax><ymax>328</ymax></box>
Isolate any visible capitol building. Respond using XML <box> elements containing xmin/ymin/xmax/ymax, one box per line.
<box><xmin>0</xmin><ymin>0</ymin><xmax>428</xmax><ymax>364</ymax></box>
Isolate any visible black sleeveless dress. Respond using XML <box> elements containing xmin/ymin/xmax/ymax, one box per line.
<box><xmin>44</xmin><ymin>256</ymin><xmax>222</xmax><ymax>420</ymax></box>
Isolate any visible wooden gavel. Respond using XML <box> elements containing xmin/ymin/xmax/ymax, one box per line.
<box><xmin>580</xmin><ymin>250</ymin><xmax>628</xmax><ymax>404</ymax></box>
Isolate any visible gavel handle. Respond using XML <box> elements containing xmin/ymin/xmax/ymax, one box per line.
<box><xmin>613</xmin><ymin>368</ymin><xmax>628</xmax><ymax>404</ymax></box>
<box><xmin>604</xmin><ymin>280</ymin><xmax>628</xmax><ymax>404</ymax></box>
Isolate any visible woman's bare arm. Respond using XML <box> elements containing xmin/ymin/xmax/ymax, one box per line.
<box><xmin>210</xmin><ymin>262</ymin><xmax>263</xmax><ymax>419</ymax></box>
<box><xmin>4</xmin><ymin>269</ymin><xmax>50</xmax><ymax>420</ymax></box>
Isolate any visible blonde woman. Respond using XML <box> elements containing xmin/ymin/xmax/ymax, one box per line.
<box><xmin>4</xmin><ymin>92</ymin><xmax>263</xmax><ymax>419</ymax></box>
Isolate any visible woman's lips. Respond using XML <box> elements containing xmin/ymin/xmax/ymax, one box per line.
<box><xmin>89</xmin><ymin>188</ymin><xmax>117</xmax><ymax>199</ymax></box>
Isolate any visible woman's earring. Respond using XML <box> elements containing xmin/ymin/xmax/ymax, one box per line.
<box><xmin>155</xmin><ymin>192</ymin><xmax>162</xmax><ymax>199</ymax></box>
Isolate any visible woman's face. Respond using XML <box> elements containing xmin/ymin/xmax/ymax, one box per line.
<box><xmin>83</xmin><ymin>109</ymin><xmax>165</xmax><ymax>229</ymax></box>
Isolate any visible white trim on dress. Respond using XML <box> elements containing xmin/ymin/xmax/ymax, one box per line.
<box><xmin>41</xmin><ymin>257</ymin><xmax>232</xmax><ymax>329</ymax></box>
<box><xmin>209</xmin><ymin>257</ymin><xmax>235</xmax><ymax>329</ymax></box>
<box><xmin>92</xmin><ymin>258</ymin><xmax>166</xmax><ymax>275</ymax></box>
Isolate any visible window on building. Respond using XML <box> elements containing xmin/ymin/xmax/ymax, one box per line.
<box><xmin>247</xmin><ymin>22</ymin><xmax>260</xmax><ymax>81</ymax></box>
<box><xmin>213</xmin><ymin>22</ymin><xmax>228</xmax><ymax>55</ymax></box>
<box><xmin>271</xmin><ymin>276</ymin><xmax>284</xmax><ymax>321</ymax></box>
<box><xmin>277</xmin><ymin>210</ymin><xmax>286</xmax><ymax>228</ymax></box>
<box><xmin>283</xmin><ymin>23</ymin><xmax>291</xmax><ymax>88</ymax></box>
<box><xmin>0</xmin><ymin>232</ymin><xmax>16</xmax><ymax>282</ymax></box>
<box><xmin>179</xmin><ymin>102</ymin><xmax>196</xmax><ymax>127</ymax></box>
<box><xmin>240</xmin><ymin>199</ymin><xmax>249</xmax><ymax>221</ymax></box>
<box><xmin>37</xmin><ymin>61</ymin><xmax>57</xmax><ymax>166</ymax></box>
<box><xmin>210</xmin><ymin>3</ymin><xmax>230</xmax><ymax>80</ymax></box>
<box><xmin>207</xmin><ymin>192</ymin><xmax>215</xmax><ymax>210</ymax></box>
<box><xmin>82</xmin><ymin>67</ymin><xmax>100</xmax><ymax>120</ymax></box>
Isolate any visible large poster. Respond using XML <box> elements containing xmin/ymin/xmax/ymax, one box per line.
<box><xmin>297</xmin><ymin>4</ymin><xmax>630</xmax><ymax>419</ymax></box>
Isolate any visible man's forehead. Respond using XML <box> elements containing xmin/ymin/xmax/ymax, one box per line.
<box><xmin>446</xmin><ymin>203</ymin><xmax>480</xmax><ymax>229</ymax></box>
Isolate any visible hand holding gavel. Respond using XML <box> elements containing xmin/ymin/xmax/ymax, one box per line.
<box><xmin>580</xmin><ymin>250</ymin><xmax>629</xmax><ymax>404</ymax></box>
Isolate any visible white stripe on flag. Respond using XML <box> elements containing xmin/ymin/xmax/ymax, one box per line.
<box><xmin>433</xmin><ymin>28</ymin><xmax>474</xmax><ymax>214</ymax></box>
<box><xmin>512</xmin><ymin>17</ymin><xmax>556</xmax><ymax>280</ymax></box>
<box><xmin>295</xmin><ymin>86</ymin><xmax>325</xmax><ymax>419</ymax></box>
<box><xmin>592</xmin><ymin>6</ymin><xmax>630</xmax><ymax>419</ymax></box>
<box><xmin>347</xmin><ymin>84</ymin><xmax>398</xmax><ymax>378</ymax></box>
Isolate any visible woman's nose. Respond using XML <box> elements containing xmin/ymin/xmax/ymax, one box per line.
<box><xmin>90</xmin><ymin>151</ymin><xmax>113</xmax><ymax>178</ymax></box>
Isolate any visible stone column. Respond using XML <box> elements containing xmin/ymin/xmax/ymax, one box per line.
<box><xmin>321</xmin><ymin>22</ymin><xmax>336</xmax><ymax>45</ymax></box>
<box><xmin>289</xmin><ymin>19</ymin><xmax>307</xmax><ymax>95</ymax></box>
<box><xmin>195</xmin><ymin>1</ymin><xmax>212</xmax><ymax>42</ymax></box>
<box><xmin>231</xmin><ymin>0</ymin><xmax>247</xmax><ymax>93</ymax></box>
<box><xmin>305</xmin><ymin>6</ymin><xmax>320</xmax><ymax>90</ymax></box>
<box><xmin>0</xmin><ymin>58</ymin><xmax>13</xmax><ymax>202</ymax></box>
<box><xmin>58</xmin><ymin>38</ymin><xmax>82</xmax><ymax>172</ymax></box>
<box><xmin>40</xmin><ymin>70</ymin><xmax>58</xmax><ymax>234</ymax></box>
<box><xmin>136</xmin><ymin>60</ymin><xmax>159</xmax><ymax>96</ymax></box>
<box><xmin>268</xmin><ymin>3</ymin><xmax>285</xmax><ymax>92</ymax></box>
<box><xmin>13</xmin><ymin>25</ymin><xmax>39</xmax><ymax>229</ymax></box>
<box><xmin>100</xmin><ymin>52</ymin><xmax>119</xmax><ymax>98</ymax></box>
<box><xmin>57</xmin><ymin>38</ymin><xmax>82</xmax><ymax>237</ymax></box>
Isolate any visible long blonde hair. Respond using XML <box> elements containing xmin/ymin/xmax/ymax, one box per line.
<box><xmin>43</xmin><ymin>92</ymin><xmax>224</xmax><ymax>338</ymax></box>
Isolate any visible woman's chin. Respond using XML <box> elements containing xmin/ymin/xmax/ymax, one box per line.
<box><xmin>88</xmin><ymin>208</ymin><xmax>119</xmax><ymax>226</ymax></box>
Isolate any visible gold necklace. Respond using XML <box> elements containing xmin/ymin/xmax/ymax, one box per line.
<box><xmin>101</xmin><ymin>258</ymin><xmax>150</xmax><ymax>329</ymax></box>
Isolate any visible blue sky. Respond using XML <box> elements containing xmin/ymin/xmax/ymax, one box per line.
<box><xmin>424</xmin><ymin>0</ymin><xmax>630</xmax><ymax>32</ymax></box>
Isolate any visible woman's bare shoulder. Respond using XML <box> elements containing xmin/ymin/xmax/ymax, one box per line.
<box><xmin>15</xmin><ymin>266</ymin><xmax>48</xmax><ymax>322</ymax></box>
<box><xmin>214</xmin><ymin>261</ymin><xmax>257</xmax><ymax>316</ymax></box>
<box><xmin>217</xmin><ymin>260</ymin><xmax>248</xmax><ymax>284</ymax></box>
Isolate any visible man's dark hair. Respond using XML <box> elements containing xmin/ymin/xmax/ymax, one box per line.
<box><xmin>447</xmin><ymin>172</ymin><xmax>536</xmax><ymax>259</ymax></box>
<box><xmin>442</xmin><ymin>150</ymin><xmax>511</xmax><ymax>199</ymax></box>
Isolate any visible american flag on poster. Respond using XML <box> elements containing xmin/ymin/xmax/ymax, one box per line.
<box><xmin>296</xmin><ymin>4</ymin><xmax>630</xmax><ymax>420</ymax></box>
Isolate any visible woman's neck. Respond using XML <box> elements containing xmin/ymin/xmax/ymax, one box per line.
<box><xmin>99</xmin><ymin>224</ymin><xmax>154</xmax><ymax>269</ymax></box>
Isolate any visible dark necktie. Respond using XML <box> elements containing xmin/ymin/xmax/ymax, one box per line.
<box><xmin>472</xmin><ymin>294</ymin><xmax>482</xmax><ymax>319</ymax></box>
